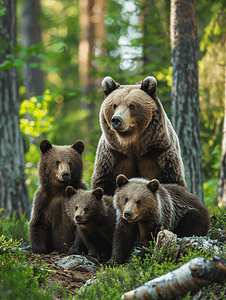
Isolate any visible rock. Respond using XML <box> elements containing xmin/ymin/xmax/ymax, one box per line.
<box><xmin>54</xmin><ymin>255</ymin><xmax>97</xmax><ymax>272</ymax></box>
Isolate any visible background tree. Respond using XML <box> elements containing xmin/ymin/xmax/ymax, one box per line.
<box><xmin>0</xmin><ymin>0</ymin><xmax>30</xmax><ymax>217</ymax></box>
<box><xmin>217</xmin><ymin>11</ymin><xmax>226</xmax><ymax>206</ymax></box>
<box><xmin>21</xmin><ymin>0</ymin><xmax>44</xmax><ymax>99</ymax></box>
<box><xmin>170</xmin><ymin>0</ymin><xmax>204</xmax><ymax>202</ymax></box>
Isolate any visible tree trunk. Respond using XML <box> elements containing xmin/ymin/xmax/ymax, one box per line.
<box><xmin>79</xmin><ymin>0</ymin><xmax>105</xmax><ymax>97</ymax></box>
<box><xmin>217</xmin><ymin>39</ymin><xmax>226</xmax><ymax>206</ymax></box>
<box><xmin>170</xmin><ymin>0</ymin><xmax>204</xmax><ymax>203</ymax></box>
<box><xmin>0</xmin><ymin>0</ymin><xmax>31</xmax><ymax>217</ymax></box>
<box><xmin>21</xmin><ymin>0</ymin><xmax>44</xmax><ymax>99</ymax></box>
<box><xmin>79</xmin><ymin>0</ymin><xmax>96</xmax><ymax>98</ymax></box>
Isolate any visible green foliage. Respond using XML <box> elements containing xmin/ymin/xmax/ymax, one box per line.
<box><xmin>0</xmin><ymin>211</ymin><xmax>29</xmax><ymax>244</ymax></box>
<box><xmin>0</xmin><ymin>235</ymin><xmax>21</xmax><ymax>254</ymax></box>
<box><xmin>19</xmin><ymin>89</ymin><xmax>54</xmax><ymax>198</ymax></box>
<box><xmin>0</xmin><ymin>248</ymin><xmax>58</xmax><ymax>299</ymax></box>
<box><xmin>74</xmin><ymin>244</ymin><xmax>218</xmax><ymax>300</ymax></box>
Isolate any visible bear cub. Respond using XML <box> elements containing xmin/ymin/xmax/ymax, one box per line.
<box><xmin>108</xmin><ymin>175</ymin><xmax>211</xmax><ymax>264</ymax></box>
<box><xmin>65</xmin><ymin>187</ymin><xmax>116</xmax><ymax>261</ymax></box>
<box><xmin>30</xmin><ymin>139</ymin><xmax>86</xmax><ymax>254</ymax></box>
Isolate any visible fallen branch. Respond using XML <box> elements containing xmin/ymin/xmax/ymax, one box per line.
<box><xmin>122</xmin><ymin>255</ymin><xmax>226</xmax><ymax>300</ymax></box>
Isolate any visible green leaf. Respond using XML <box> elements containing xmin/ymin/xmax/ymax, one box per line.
<box><xmin>29</xmin><ymin>62</ymin><xmax>39</xmax><ymax>68</ymax></box>
<box><xmin>14</xmin><ymin>58</ymin><xmax>24</xmax><ymax>67</ymax></box>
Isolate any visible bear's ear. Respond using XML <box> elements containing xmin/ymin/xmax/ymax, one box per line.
<box><xmin>140</xmin><ymin>76</ymin><xmax>157</xmax><ymax>97</ymax></box>
<box><xmin>116</xmin><ymin>174</ymin><xmax>129</xmax><ymax>188</ymax></box>
<box><xmin>72</xmin><ymin>140</ymin><xmax>85</xmax><ymax>154</ymax></box>
<box><xmin>40</xmin><ymin>139</ymin><xmax>52</xmax><ymax>154</ymax></box>
<box><xmin>102</xmin><ymin>76</ymin><xmax>120</xmax><ymax>96</ymax></box>
<box><xmin>146</xmin><ymin>179</ymin><xmax>159</xmax><ymax>193</ymax></box>
<box><xmin>65</xmin><ymin>186</ymin><xmax>77</xmax><ymax>198</ymax></box>
<box><xmin>92</xmin><ymin>187</ymin><xmax>104</xmax><ymax>200</ymax></box>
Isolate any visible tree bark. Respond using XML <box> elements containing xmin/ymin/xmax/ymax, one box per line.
<box><xmin>217</xmin><ymin>32</ymin><xmax>226</xmax><ymax>206</ymax></box>
<box><xmin>170</xmin><ymin>0</ymin><xmax>204</xmax><ymax>203</ymax></box>
<box><xmin>21</xmin><ymin>0</ymin><xmax>44</xmax><ymax>99</ymax></box>
<box><xmin>79</xmin><ymin>0</ymin><xmax>105</xmax><ymax>96</ymax></box>
<box><xmin>79</xmin><ymin>0</ymin><xmax>96</xmax><ymax>97</ymax></box>
<box><xmin>0</xmin><ymin>0</ymin><xmax>31</xmax><ymax>217</ymax></box>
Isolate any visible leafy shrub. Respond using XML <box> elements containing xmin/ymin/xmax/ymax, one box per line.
<box><xmin>0</xmin><ymin>211</ymin><xmax>29</xmax><ymax>244</ymax></box>
<box><xmin>0</xmin><ymin>235</ymin><xmax>67</xmax><ymax>300</ymax></box>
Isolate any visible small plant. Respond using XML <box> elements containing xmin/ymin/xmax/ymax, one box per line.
<box><xmin>0</xmin><ymin>235</ymin><xmax>21</xmax><ymax>254</ymax></box>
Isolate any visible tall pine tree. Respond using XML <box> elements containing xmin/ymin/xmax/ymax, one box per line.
<box><xmin>0</xmin><ymin>0</ymin><xmax>31</xmax><ymax>216</ymax></box>
<box><xmin>170</xmin><ymin>0</ymin><xmax>204</xmax><ymax>202</ymax></box>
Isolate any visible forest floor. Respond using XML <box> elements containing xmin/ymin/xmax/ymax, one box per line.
<box><xmin>25</xmin><ymin>251</ymin><xmax>98</xmax><ymax>298</ymax></box>
<box><xmin>23</xmin><ymin>233</ymin><xmax>226</xmax><ymax>300</ymax></box>
<box><xmin>25</xmin><ymin>251</ymin><xmax>226</xmax><ymax>300</ymax></box>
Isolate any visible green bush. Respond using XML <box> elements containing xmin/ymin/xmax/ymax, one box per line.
<box><xmin>0</xmin><ymin>210</ymin><xmax>29</xmax><ymax>243</ymax></box>
<box><xmin>0</xmin><ymin>235</ymin><xmax>68</xmax><ymax>300</ymax></box>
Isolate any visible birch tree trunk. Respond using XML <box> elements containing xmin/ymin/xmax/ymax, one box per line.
<box><xmin>170</xmin><ymin>0</ymin><xmax>204</xmax><ymax>203</ymax></box>
<box><xmin>0</xmin><ymin>0</ymin><xmax>31</xmax><ymax>217</ymax></box>
<box><xmin>21</xmin><ymin>0</ymin><xmax>44</xmax><ymax>99</ymax></box>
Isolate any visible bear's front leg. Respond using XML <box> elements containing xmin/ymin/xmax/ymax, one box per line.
<box><xmin>107</xmin><ymin>218</ymin><xmax>139</xmax><ymax>265</ymax></box>
<box><xmin>81</xmin><ymin>230</ymin><xmax>102</xmax><ymax>260</ymax></box>
<box><xmin>91</xmin><ymin>140</ymin><xmax>118</xmax><ymax>196</ymax></box>
<box><xmin>68</xmin><ymin>231</ymin><xmax>87</xmax><ymax>255</ymax></box>
<box><xmin>30</xmin><ymin>190</ymin><xmax>53</xmax><ymax>253</ymax></box>
<box><xmin>29</xmin><ymin>219</ymin><xmax>53</xmax><ymax>254</ymax></box>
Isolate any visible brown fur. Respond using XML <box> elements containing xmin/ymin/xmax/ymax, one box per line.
<box><xmin>107</xmin><ymin>175</ymin><xmax>211</xmax><ymax>264</ymax></box>
<box><xmin>65</xmin><ymin>187</ymin><xmax>116</xmax><ymax>260</ymax></box>
<box><xmin>91</xmin><ymin>76</ymin><xmax>186</xmax><ymax>196</ymax></box>
<box><xmin>29</xmin><ymin>139</ymin><xmax>86</xmax><ymax>254</ymax></box>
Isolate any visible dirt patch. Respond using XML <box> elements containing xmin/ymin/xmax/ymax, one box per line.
<box><xmin>25</xmin><ymin>252</ymin><xmax>98</xmax><ymax>297</ymax></box>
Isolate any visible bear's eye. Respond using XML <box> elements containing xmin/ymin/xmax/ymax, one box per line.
<box><xmin>75</xmin><ymin>206</ymin><xmax>78</xmax><ymax>211</ymax></box>
<box><xmin>113</xmin><ymin>104</ymin><xmax>117</xmax><ymax>109</ymax></box>
<box><xmin>129</xmin><ymin>104</ymin><xmax>135</xmax><ymax>110</ymax></box>
<box><xmin>137</xmin><ymin>200</ymin><xmax>141</xmax><ymax>205</ymax></box>
<box><xmin>125</xmin><ymin>198</ymin><xmax>128</xmax><ymax>203</ymax></box>
<box><xmin>56</xmin><ymin>160</ymin><xmax>60</xmax><ymax>166</ymax></box>
<box><xmin>84</xmin><ymin>207</ymin><xmax>88</xmax><ymax>213</ymax></box>
<box><xmin>68</xmin><ymin>162</ymin><xmax>72</xmax><ymax>167</ymax></box>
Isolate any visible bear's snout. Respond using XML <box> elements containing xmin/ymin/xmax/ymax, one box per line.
<box><xmin>111</xmin><ymin>116</ymin><xmax>123</xmax><ymax>129</ymax></box>
<box><xmin>76</xmin><ymin>215</ymin><xmax>82</xmax><ymax>222</ymax></box>
<box><xmin>124</xmin><ymin>210</ymin><xmax>132</xmax><ymax>220</ymax></box>
<box><xmin>61</xmin><ymin>171</ymin><xmax>69</xmax><ymax>180</ymax></box>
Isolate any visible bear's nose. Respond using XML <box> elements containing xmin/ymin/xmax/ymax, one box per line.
<box><xmin>76</xmin><ymin>215</ymin><xmax>82</xmax><ymax>222</ymax></box>
<box><xmin>61</xmin><ymin>171</ymin><xmax>69</xmax><ymax>180</ymax></box>
<box><xmin>111</xmin><ymin>116</ymin><xmax>122</xmax><ymax>129</ymax></box>
<box><xmin>124</xmin><ymin>211</ymin><xmax>132</xmax><ymax>220</ymax></box>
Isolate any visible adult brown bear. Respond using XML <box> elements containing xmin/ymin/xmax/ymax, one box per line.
<box><xmin>29</xmin><ymin>139</ymin><xmax>86</xmax><ymax>254</ymax></box>
<box><xmin>91</xmin><ymin>76</ymin><xmax>186</xmax><ymax>195</ymax></box>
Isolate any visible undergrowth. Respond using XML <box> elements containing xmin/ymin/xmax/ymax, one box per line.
<box><xmin>0</xmin><ymin>234</ymin><xmax>68</xmax><ymax>299</ymax></box>
<box><xmin>73</xmin><ymin>244</ymin><xmax>225</xmax><ymax>300</ymax></box>
<box><xmin>0</xmin><ymin>208</ymin><xmax>226</xmax><ymax>299</ymax></box>
<box><xmin>0</xmin><ymin>209</ymin><xmax>29</xmax><ymax>243</ymax></box>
